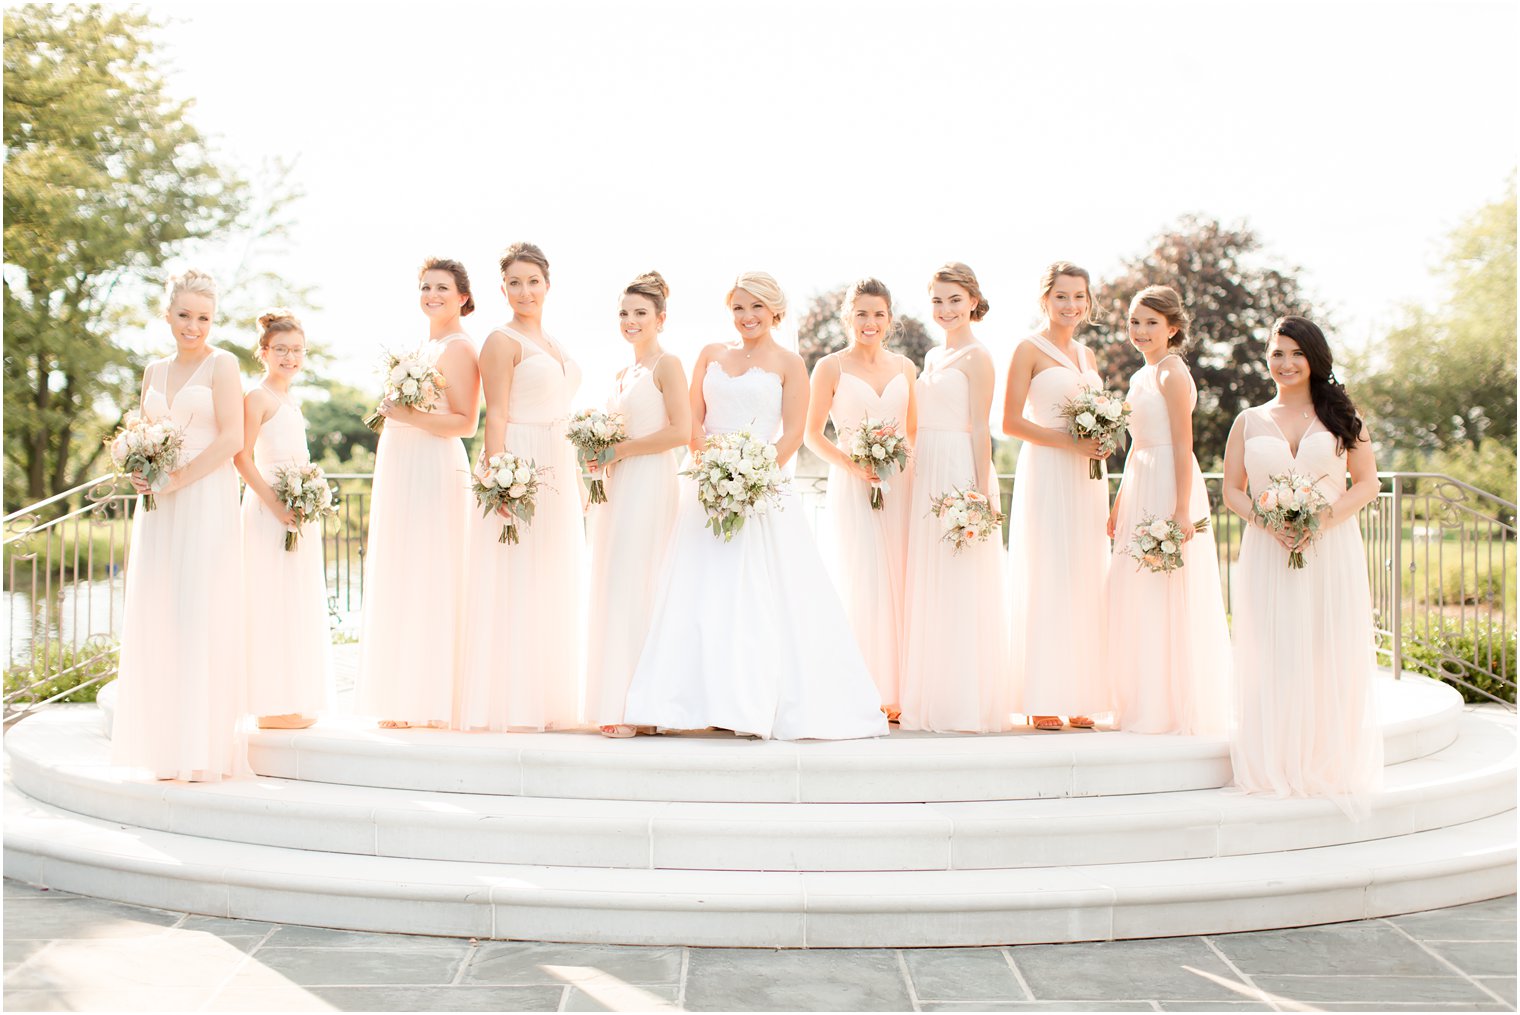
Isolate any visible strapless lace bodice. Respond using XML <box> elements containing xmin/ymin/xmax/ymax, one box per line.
<box><xmin>702</xmin><ymin>363</ymin><xmax>783</xmax><ymax>439</ymax></box>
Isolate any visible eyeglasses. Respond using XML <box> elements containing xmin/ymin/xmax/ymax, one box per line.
<box><xmin>270</xmin><ymin>345</ymin><xmax>306</xmax><ymax>358</ymax></box>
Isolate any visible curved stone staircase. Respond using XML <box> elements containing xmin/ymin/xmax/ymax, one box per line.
<box><xmin>3</xmin><ymin>674</ymin><xmax>1513</xmax><ymax>946</ymax></box>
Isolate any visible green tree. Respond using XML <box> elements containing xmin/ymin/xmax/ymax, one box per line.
<box><xmin>1086</xmin><ymin>216</ymin><xmax>1318</xmax><ymax>470</ymax></box>
<box><xmin>796</xmin><ymin>285</ymin><xmax>934</xmax><ymax>373</ymax></box>
<box><xmin>301</xmin><ymin>380</ymin><xmax>380</xmax><ymax>471</ymax></box>
<box><xmin>3</xmin><ymin>4</ymin><xmax>248</xmax><ymax>509</ymax></box>
<box><xmin>1357</xmin><ymin>181</ymin><xmax>1517</xmax><ymax>457</ymax></box>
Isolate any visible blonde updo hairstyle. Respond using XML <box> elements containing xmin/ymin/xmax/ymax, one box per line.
<box><xmin>499</xmin><ymin>241</ymin><xmax>551</xmax><ymax>284</ymax></box>
<box><xmin>419</xmin><ymin>257</ymin><xmax>475</xmax><ymax>316</ymax></box>
<box><xmin>163</xmin><ymin>268</ymin><xmax>218</xmax><ymax>312</ymax></box>
<box><xmin>726</xmin><ymin>271</ymin><xmax>786</xmax><ymax>324</ymax></box>
<box><xmin>1131</xmin><ymin>284</ymin><xmax>1191</xmax><ymax>352</ymax></box>
<box><xmin>1038</xmin><ymin>260</ymin><xmax>1097</xmax><ymax>325</ymax></box>
<box><xmin>624</xmin><ymin>270</ymin><xmax>670</xmax><ymax>315</ymax></box>
<box><xmin>255</xmin><ymin>307</ymin><xmax>303</xmax><ymax>359</ymax></box>
<box><xmin>929</xmin><ymin>262</ymin><xmax>989</xmax><ymax>321</ymax></box>
<box><xmin>841</xmin><ymin>277</ymin><xmax>898</xmax><ymax>340</ymax></box>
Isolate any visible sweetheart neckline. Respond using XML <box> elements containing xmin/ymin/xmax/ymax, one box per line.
<box><xmin>838</xmin><ymin>370</ymin><xmax>908</xmax><ymax>399</ymax></box>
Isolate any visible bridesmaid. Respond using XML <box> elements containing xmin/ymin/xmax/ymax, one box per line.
<box><xmin>1222</xmin><ymin>315</ymin><xmax>1383</xmax><ymax>815</ymax></box>
<box><xmin>112</xmin><ymin>269</ymin><xmax>247</xmax><ymax>781</ymax></box>
<box><xmin>805</xmin><ymin>278</ymin><xmax>917</xmax><ymax>720</ymax></box>
<box><xmin>898</xmin><ymin>263</ymin><xmax>1011</xmax><ymax>733</ymax></box>
<box><xmin>355</xmin><ymin>258</ymin><xmax>480</xmax><ymax>729</ymax></box>
<box><xmin>1104</xmin><ymin>286</ymin><xmax>1229</xmax><ymax>735</ymax></box>
<box><xmin>460</xmin><ymin>242</ymin><xmax>584</xmax><ymax>732</ymax></box>
<box><xmin>1002</xmin><ymin>261</ymin><xmax>1113</xmax><ymax>731</ymax></box>
<box><xmin>233</xmin><ymin>309</ymin><xmax>333</xmax><ymax>730</ymax></box>
<box><xmin>585</xmin><ymin>271</ymin><xmax>689</xmax><ymax>737</ymax></box>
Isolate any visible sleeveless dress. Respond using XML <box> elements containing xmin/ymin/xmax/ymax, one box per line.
<box><xmin>822</xmin><ymin>363</ymin><xmax>912</xmax><ymax>712</ymax></box>
<box><xmin>585</xmin><ymin>362</ymin><xmax>680</xmax><ymax>726</ymax></box>
<box><xmin>459</xmin><ymin>328</ymin><xmax>584</xmax><ymax>731</ymax></box>
<box><xmin>112</xmin><ymin>349</ymin><xmax>247</xmax><ymax>781</ymax></box>
<box><xmin>1229</xmin><ymin>406</ymin><xmax>1383</xmax><ymax>817</ymax></box>
<box><xmin>355</xmin><ymin>334</ymin><xmax>473</xmax><ymax>726</ymax></box>
<box><xmin>1006</xmin><ymin>335</ymin><xmax>1113</xmax><ymax>718</ymax></box>
<box><xmin>241</xmin><ymin>388</ymin><xmax>334</xmax><ymax>717</ymax></box>
<box><xmin>1105</xmin><ymin>359</ymin><xmax>1230</xmax><ymax>735</ymax></box>
<box><xmin>622</xmin><ymin>363</ymin><xmax>888</xmax><ymax>741</ymax></box>
<box><xmin>898</xmin><ymin>347</ymin><xmax>1011</xmax><ymax>732</ymax></box>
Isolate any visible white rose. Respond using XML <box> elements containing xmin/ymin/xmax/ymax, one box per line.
<box><xmin>400</xmin><ymin>378</ymin><xmax>419</xmax><ymax>397</ymax></box>
<box><xmin>513</xmin><ymin>466</ymin><xmax>532</xmax><ymax>484</ymax></box>
<box><xmin>871</xmin><ymin>445</ymin><xmax>887</xmax><ymax>460</ymax></box>
<box><xmin>110</xmin><ymin>435</ymin><xmax>129</xmax><ymax>463</ymax></box>
<box><xmin>1161</xmin><ymin>539</ymin><xmax>1178</xmax><ymax>554</ymax></box>
<box><xmin>1075</xmin><ymin>411</ymin><xmax>1097</xmax><ymax>430</ymax></box>
<box><xmin>1101</xmin><ymin>401</ymin><xmax>1122</xmax><ymax>419</ymax></box>
<box><xmin>1147</xmin><ymin>519</ymin><xmax>1171</xmax><ymax>540</ymax></box>
<box><xmin>288</xmin><ymin>475</ymin><xmax>303</xmax><ymax>494</ymax></box>
<box><xmin>593</xmin><ymin>420</ymin><xmax>610</xmax><ymax>439</ymax></box>
<box><xmin>762</xmin><ymin>445</ymin><xmax>777</xmax><ymax>461</ymax></box>
<box><xmin>508</xmin><ymin>483</ymin><xmax>527</xmax><ymax>498</ymax></box>
<box><xmin>407</xmin><ymin>361</ymin><xmax>426</xmax><ymax>379</ymax></box>
<box><xmin>389</xmin><ymin>364</ymin><xmax>409</xmax><ymax>385</ymax></box>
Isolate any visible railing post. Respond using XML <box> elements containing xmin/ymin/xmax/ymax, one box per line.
<box><xmin>1391</xmin><ymin>474</ymin><xmax>1403</xmax><ymax>680</ymax></box>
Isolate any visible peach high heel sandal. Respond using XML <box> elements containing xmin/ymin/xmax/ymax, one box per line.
<box><xmin>1066</xmin><ymin>715</ymin><xmax>1096</xmax><ymax>729</ymax></box>
<box><xmin>258</xmin><ymin>714</ymin><xmax>317</xmax><ymax>730</ymax></box>
<box><xmin>600</xmin><ymin>724</ymin><xmax>637</xmax><ymax>738</ymax></box>
<box><xmin>1031</xmin><ymin>715</ymin><xmax>1063</xmax><ymax>731</ymax></box>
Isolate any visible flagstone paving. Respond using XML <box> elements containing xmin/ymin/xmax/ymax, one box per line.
<box><xmin>3</xmin><ymin>880</ymin><xmax>1512</xmax><ymax>1011</ymax></box>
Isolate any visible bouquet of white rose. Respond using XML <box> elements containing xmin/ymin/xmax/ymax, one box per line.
<box><xmin>929</xmin><ymin>485</ymin><xmax>1005</xmax><ymax>555</ymax></box>
<box><xmin>272</xmin><ymin>464</ymin><xmax>339</xmax><ymax>551</ymax></box>
<box><xmin>1058</xmin><ymin>386</ymin><xmax>1131</xmax><ymax>479</ymax></box>
<box><xmin>845</xmin><ymin>416</ymin><xmax>910</xmax><ymax>510</ymax></box>
<box><xmin>106</xmin><ymin>412</ymin><xmax>187</xmax><ymax>511</ymax></box>
<box><xmin>474</xmin><ymin>451</ymin><xmax>547</xmax><ymax>545</ymax></box>
<box><xmin>566</xmin><ymin>409</ymin><xmax>627</xmax><ymax>506</ymax></box>
<box><xmin>362</xmin><ymin>348</ymin><xmax>447</xmax><ymax>433</ymax></box>
<box><xmin>1252</xmin><ymin>471</ymin><xmax>1330</xmax><ymax>569</ymax></box>
<box><xmin>1127</xmin><ymin>513</ymin><xmax>1210</xmax><ymax>573</ymax></box>
<box><xmin>682</xmin><ymin>430</ymin><xmax>785</xmax><ymax>542</ymax></box>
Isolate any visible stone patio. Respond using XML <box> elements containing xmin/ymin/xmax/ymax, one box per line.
<box><xmin>4</xmin><ymin>880</ymin><xmax>1513</xmax><ymax>1012</ymax></box>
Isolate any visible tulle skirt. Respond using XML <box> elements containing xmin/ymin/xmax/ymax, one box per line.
<box><xmin>242</xmin><ymin>482</ymin><xmax>333</xmax><ymax>717</ymax></box>
<box><xmin>898</xmin><ymin>429</ymin><xmax>1011</xmax><ymax>733</ymax></box>
<box><xmin>1229</xmin><ymin>515</ymin><xmax>1384</xmax><ymax>818</ymax></box>
<box><xmin>1106</xmin><ymin>446</ymin><xmax>1230</xmax><ymax>735</ymax></box>
<box><xmin>821</xmin><ymin>460</ymin><xmax>910</xmax><ymax>711</ymax></box>
<box><xmin>355</xmin><ymin>425</ymin><xmax>470</xmax><ymax>725</ymax></box>
<box><xmin>459</xmin><ymin>421</ymin><xmax>585</xmax><ymax>731</ymax></box>
<box><xmin>623</xmin><ymin>470</ymin><xmax>888</xmax><ymax>742</ymax></box>
<box><xmin>112</xmin><ymin>462</ymin><xmax>248</xmax><ymax>781</ymax></box>
<box><xmin>1007</xmin><ymin>442</ymin><xmax>1113</xmax><ymax>717</ymax></box>
<box><xmin>584</xmin><ymin>449</ymin><xmax>679</xmax><ymax>726</ymax></box>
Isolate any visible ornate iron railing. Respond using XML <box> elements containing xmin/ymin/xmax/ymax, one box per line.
<box><xmin>5</xmin><ymin>469</ymin><xmax>1513</xmax><ymax>720</ymax></box>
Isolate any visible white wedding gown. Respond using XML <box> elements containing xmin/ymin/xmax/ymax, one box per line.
<box><xmin>622</xmin><ymin>363</ymin><xmax>889</xmax><ymax>741</ymax></box>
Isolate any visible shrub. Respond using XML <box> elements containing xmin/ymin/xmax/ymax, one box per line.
<box><xmin>1401</xmin><ymin>622</ymin><xmax>1517</xmax><ymax>705</ymax></box>
<box><xmin>3</xmin><ymin>640</ymin><xmax>118</xmax><ymax>707</ymax></box>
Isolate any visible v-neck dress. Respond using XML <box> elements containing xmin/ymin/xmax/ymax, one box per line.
<box><xmin>112</xmin><ymin>348</ymin><xmax>248</xmax><ymax>781</ymax></box>
<box><xmin>1228</xmin><ymin>405</ymin><xmax>1382</xmax><ymax>817</ymax></box>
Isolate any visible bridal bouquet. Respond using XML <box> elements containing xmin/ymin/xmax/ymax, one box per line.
<box><xmin>362</xmin><ymin>348</ymin><xmax>447</xmax><ymax>433</ymax></box>
<box><xmin>682</xmin><ymin>430</ymin><xmax>785</xmax><ymax>542</ymax></box>
<box><xmin>1252</xmin><ymin>472</ymin><xmax>1330</xmax><ymax>570</ymax></box>
<box><xmin>1127</xmin><ymin>513</ymin><xmax>1210</xmax><ymax>573</ymax></box>
<box><xmin>846</xmin><ymin>416</ymin><xmax>909</xmax><ymax>510</ymax></box>
<box><xmin>474</xmin><ymin>451</ymin><xmax>546</xmax><ymax>545</ymax></box>
<box><xmin>106</xmin><ymin>412</ymin><xmax>186</xmax><ymax>511</ymax></box>
<box><xmin>272</xmin><ymin>464</ymin><xmax>339</xmax><ymax>551</ymax></box>
<box><xmin>566</xmin><ymin>409</ymin><xmax>627</xmax><ymax>506</ymax></box>
<box><xmin>929</xmin><ymin>485</ymin><xmax>1004</xmax><ymax>555</ymax></box>
<box><xmin>1058</xmin><ymin>386</ymin><xmax>1131</xmax><ymax>479</ymax></box>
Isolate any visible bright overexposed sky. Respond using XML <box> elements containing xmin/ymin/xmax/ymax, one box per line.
<box><xmin>141</xmin><ymin>0</ymin><xmax>1517</xmax><ymax>402</ymax></box>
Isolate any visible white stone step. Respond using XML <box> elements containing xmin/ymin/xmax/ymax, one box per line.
<box><xmin>224</xmin><ymin>673</ymin><xmax>1458</xmax><ymax>802</ymax></box>
<box><xmin>6</xmin><ymin>706</ymin><xmax>1513</xmax><ymax>872</ymax></box>
<box><xmin>4</xmin><ymin>779</ymin><xmax>1512</xmax><ymax>946</ymax></box>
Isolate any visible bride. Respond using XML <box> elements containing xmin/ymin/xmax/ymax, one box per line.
<box><xmin>622</xmin><ymin>272</ymin><xmax>889</xmax><ymax>741</ymax></box>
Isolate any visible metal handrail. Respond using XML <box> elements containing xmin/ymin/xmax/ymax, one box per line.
<box><xmin>5</xmin><ymin>467</ymin><xmax>1513</xmax><ymax>718</ymax></box>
